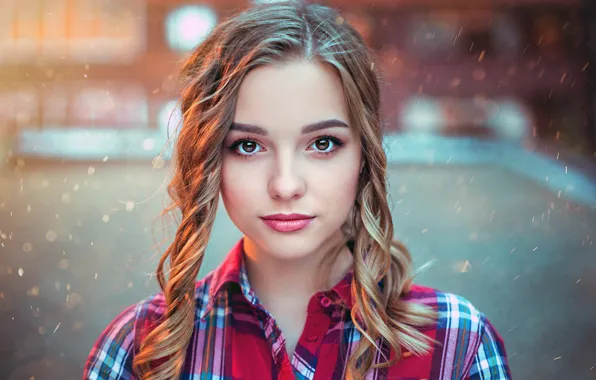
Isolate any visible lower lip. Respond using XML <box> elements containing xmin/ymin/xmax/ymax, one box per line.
<box><xmin>261</xmin><ymin>218</ymin><xmax>314</xmax><ymax>232</ymax></box>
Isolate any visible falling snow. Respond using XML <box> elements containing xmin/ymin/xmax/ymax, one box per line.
<box><xmin>0</xmin><ymin>2</ymin><xmax>594</xmax><ymax>379</ymax></box>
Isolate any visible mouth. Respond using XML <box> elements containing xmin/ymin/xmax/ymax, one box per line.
<box><xmin>260</xmin><ymin>214</ymin><xmax>315</xmax><ymax>233</ymax></box>
<box><xmin>261</xmin><ymin>213</ymin><xmax>314</xmax><ymax>221</ymax></box>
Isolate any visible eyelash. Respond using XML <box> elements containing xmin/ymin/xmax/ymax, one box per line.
<box><xmin>228</xmin><ymin>135</ymin><xmax>345</xmax><ymax>159</ymax></box>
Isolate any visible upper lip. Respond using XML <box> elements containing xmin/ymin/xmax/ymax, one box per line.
<box><xmin>261</xmin><ymin>213</ymin><xmax>314</xmax><ymax>221</ymax></box>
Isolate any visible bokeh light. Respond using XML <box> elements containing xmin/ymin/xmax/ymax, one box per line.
<box><xmin>487</xmin><ymin>100</ymin><xmax>532</xmax><ymax>141</ymax></box>
<box><xmin>157</xmin><ymin>100</ymin><xmax>183</xmax><ymax>141</ymax></box>
<box><xmin>165</xmin><ymin>5</ymin><xmax>218</xmax><ymax>52</ymax></box>
<box><xmin>400</xmin><ymin>97</ymin><xmax>443</xmax><ymax>133</ymax></box>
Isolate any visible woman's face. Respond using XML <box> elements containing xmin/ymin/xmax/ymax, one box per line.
<box><xmin>221</xmin><ymin>59</ymin><xmax>362</xmax><ymax>260</ymax></box>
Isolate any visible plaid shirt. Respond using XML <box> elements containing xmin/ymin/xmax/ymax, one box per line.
<box><xmin>84</xmin><ymin>239</ymin><xmax>511</xmax><ymax>379</ymax></box>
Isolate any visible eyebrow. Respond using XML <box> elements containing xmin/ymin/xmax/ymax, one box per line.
<box><xmin>229</xmin><ymin>118</ymin><xmax>349</xmax><ymax>136</ymax></box>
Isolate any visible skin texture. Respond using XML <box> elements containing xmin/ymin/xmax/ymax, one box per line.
<box><xmin>220</xmin><ymin>59</ymin><xmax>361</xmax><ymax>356</ymax></box>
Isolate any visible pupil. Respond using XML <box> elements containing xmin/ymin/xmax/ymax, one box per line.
<box><xmin>316</xmin><ymin>139</ymin><xmax>329</xmax><ymax>150</ymax></box>
<box><xmin>243</xmin><ymin>142</ymin><xmax>256</xmax><ymax>152</ymax></box>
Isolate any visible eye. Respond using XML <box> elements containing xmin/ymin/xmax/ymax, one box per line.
<box><xmin>310</xmin><ymin>136</ymin><xmax>343</xmax><ymax>154</ymax></box>
<box><xmin>230</xmin><ymin>139</ymin><xmax>262</xmax><ymax>156</ymax></box>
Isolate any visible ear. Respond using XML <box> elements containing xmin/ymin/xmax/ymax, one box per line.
<box><xmin>359</xmin><ymin>161</ymin><xmax>364</xmax><ymax>174</ymax></box>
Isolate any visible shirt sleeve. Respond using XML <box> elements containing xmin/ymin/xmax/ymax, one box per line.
<box><xmin>83</xmin><ymin>303</ymin><xmax>139</xmax><ymax>380</ymax></box>
<box><xmin>464</xmin><ymin>315</ymin><xmax>512</xmax><ymax>379</ymax></box>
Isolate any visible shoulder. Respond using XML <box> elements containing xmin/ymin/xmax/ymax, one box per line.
<box><xmin>404</xmin><ymin>284</ymin><xmax>492</xmax><ymax>344</ymax></box>
<box><xmin>134</xmin><ymin>271</ymin><xmax>219</xmax><ymax>336</ymax></box>
<box><xmin>404</xmin><ymin>285</ymin><xmax>511</xmax><ymax>378</ymax></box>
<box><xmin>83</xmin><ymin>303</ymin><xmax>140</xmax><ymax>379</ymax></box>
<box><xmin>83</xmin><ymin>273</ymin><xmax>218</xmax><ymax>380</ymax></box>
<box><xmin>83</xmin><ymin>290</ymin><xmax>168</xmax><ymax>379</ymax></box>
<box><xmin>404</xmin><ymin>284</ymin><xmax>485</xmax><ymax>333</ymax></box>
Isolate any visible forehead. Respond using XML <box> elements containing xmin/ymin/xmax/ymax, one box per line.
<box><xmin>233</xmin><ymin>60</ymin><xmax>349</xmax><ymax>132</ymax></box>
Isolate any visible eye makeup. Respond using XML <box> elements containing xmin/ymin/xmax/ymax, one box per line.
<box><xmin>227</xmin><ymin>134</ymin><xmax>346</xmax><ymax>159</ymax></box>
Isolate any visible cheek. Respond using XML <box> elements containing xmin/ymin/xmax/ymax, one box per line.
<box><xmin>311</xmin><ymin>158</ymin><xmax>361</xmax><ymax>207</ymax></box>
<box><xmin>221</xmin><ymin>158</ymin><xmax>261</xmax><ymax>212</ymax></box>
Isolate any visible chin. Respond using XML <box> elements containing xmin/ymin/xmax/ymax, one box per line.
<box><xmin>251</xmin><ymin>230</ymin><xmax>325</xmax><ymax>261</ymax></box>
<box><xmin>268</xmin><ymin>235</ymin><xmax>320</xmax><ymax>259</ymax></box>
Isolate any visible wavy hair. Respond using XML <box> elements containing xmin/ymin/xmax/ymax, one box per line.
<box><xmin>133</xmin><ymin>1</ymin><xmax>436</xmax><ymax>379</ymax></box>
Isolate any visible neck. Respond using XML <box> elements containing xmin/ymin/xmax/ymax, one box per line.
<box><xmin>243</xmin><ymin>232</ymin><xmax>353</xmax><ymax>309</ymax></box>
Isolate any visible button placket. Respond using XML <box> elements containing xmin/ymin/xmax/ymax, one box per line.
<box><xmin>300</xmin><ymin>306</ymin><xmax>329</xmax><ymax>346</ymax></box>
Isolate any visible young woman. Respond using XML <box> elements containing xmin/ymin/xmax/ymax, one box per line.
<box><xmin>84</xmin><ymin>1</ymin><xmax>510</xmax><ymax>379</ymax></box>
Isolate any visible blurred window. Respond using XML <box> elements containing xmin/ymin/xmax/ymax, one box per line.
<box><xmin>0</xmin><ymin>0</ymin><xmax>146</xmax><ymax>63</ymax></box>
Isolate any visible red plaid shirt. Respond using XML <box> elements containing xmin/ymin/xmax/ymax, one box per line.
<box><xmin>84</xmin><ymin>238</ymin><xmax>511</xmax><ymax>379</ymax></box>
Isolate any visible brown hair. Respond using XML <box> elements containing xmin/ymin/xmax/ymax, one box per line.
<box><xmin>133</xmin><ymin>1</ymin><xmax>435</xmax><ymax>379</ymax></box>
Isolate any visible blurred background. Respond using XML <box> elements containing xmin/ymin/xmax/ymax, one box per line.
<box><xmin>0</xmin><ymin>0</ymin><xmax>595</xmax><ymax>379</ymax></box>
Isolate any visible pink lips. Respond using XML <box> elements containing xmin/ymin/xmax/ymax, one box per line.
<box><xmin>260</xmin><ymin>213</ymin><xmax>315</xmax><ymax>233</ymax></box>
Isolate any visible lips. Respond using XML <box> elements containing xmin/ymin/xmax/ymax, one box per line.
<box><xmin>261</xmin><ymin>213</ymin><xmax>314</xmax><ymax>221</ymax></box>
<box><xmin>260</xmin><ymin>214</ymin><xmax>315</xmax><ymax>232</ymax></box>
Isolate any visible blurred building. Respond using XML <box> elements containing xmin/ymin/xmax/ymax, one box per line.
<box><xmin>0</xmin><ymin>0</ymin><xmax>593</xmax><ymax>160</ymax></box>
<box><xmin>351</xmin><ymin>0</ymin><xmax>593</xmax><ymax>152</ymax></box>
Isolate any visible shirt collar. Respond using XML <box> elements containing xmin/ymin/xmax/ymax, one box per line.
<box><xmin>200</xmin><ymin>237</ymin><xmax>356</xmax><ymax>319</ymax></box>
<box><xmin>200</xmin><ymin>238</ymin><xmax>253</xmax><ymax>319</ymax></box>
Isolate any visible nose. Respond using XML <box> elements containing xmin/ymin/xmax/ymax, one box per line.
<box><xmin>268</xmin><ymin>152</ymin><xmax>306</xmax><ymax>201</ymax></box>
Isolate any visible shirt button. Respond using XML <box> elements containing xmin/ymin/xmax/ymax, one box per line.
<box><xmin>306</xmin><ymin>334</ymin><xmax>319</xmax><ymax>342</ymax></box>
<box><xmin>320</xmin><ymin>297</ymin><xmax>332</xmax><ymax>307</ymax></box>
